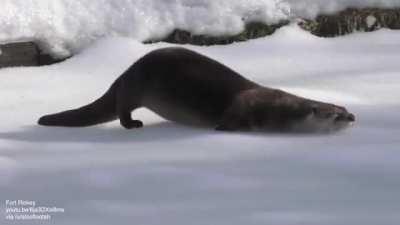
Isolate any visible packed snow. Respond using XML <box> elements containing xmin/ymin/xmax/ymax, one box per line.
<box><xmin>1</xmin><ymin>24</ymin><xmax>400</xmax><ymax>225</ymax></box>
<box><xmin>1</xmin><ymin>0</ymin><xmax>400</xmax><ymax>57</ymax></box>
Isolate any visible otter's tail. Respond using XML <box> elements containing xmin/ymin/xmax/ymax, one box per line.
<box><xmin>38</xmin><ymin>79</ymin><xmax>120</xmax><ymax>127</ymax></box>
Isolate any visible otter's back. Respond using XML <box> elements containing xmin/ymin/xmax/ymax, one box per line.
<box><xmin>137</xmin><ymin>48</ymin><xmax>258</xmax><ymax>125</ymax></box>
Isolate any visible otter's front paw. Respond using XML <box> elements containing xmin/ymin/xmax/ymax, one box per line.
<box><xmin>121</xmin><ymin>120</ymin><xmax>143</xmax><ymax>129</ymax></box>
<box><xmin>215</xmin><ymin>124</ymin><xmax>237</xmax><ymax>131</ymax></box>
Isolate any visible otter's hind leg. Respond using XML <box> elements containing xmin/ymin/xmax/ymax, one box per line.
<box><xmin>215</xmin><ymin>99</ymin><xmax>251</xmax><ymax>131</ymax></box>
<box><xmin>116</xmin><ymin>78</ymin><xmax>144</xmax><ymax>129</ymax></box>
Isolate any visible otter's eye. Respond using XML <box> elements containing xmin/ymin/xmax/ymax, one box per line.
<box><xmin>311</xmin><ymin>106</ymin><xmax>318</xmax><ymax>114</ymax></box>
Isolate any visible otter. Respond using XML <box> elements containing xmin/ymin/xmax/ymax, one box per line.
<box><xmin>38</xmin><ymin>47</ymin><xmax>355</xmax><ymax>132</ymax></box>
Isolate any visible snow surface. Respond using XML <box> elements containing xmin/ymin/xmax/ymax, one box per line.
<box><xmin>1</xmin><ymin>0</ymin><xmax>400</xmax><ymax>57</ymax></box>
<box><xmin>1</xmin><ymin>25</ymin><xmax>400</xmax><ymax>225</ymax></box>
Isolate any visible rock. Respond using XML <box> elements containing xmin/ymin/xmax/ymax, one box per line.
<box><xmin>146</xmin><ymin>21</ymin><xmax>289</xmax><ymax>45</ymax></box>
<box><xmin>299</xmin><ymin>8</ymin><xmax>400</xmax><ymax>37</ymax></box>
<box><xmin>0</xmin><ymin>42</ymin><xmax>67</xmax><ymax>68</ymax></box>
<box><xmin>0</xmin><ymin>42</ymin><xmax>39</xmax><ymax>68</ymax></box>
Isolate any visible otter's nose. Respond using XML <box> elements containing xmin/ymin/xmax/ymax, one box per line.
<box><xmin>347</xmin><ymin>113</ymin><xmax>355</xmax><ymax>122</ymax></box>
<box><xmin>335</xmin><ymin>113</ymin><xmax>355</xmax><ymax>122</ymax></box>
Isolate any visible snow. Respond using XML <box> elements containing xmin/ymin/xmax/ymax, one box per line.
<box><xmin>1</xmin><ymin>0</ymin><xmax>400</xmax><ymax>57</ymax></box>
<box><xmin>1</xmin><ymin>24</ymin><xmax>400</xmax><ymax>225</ymax></box>
<box><xmin>366</xmin><ymin>15</ymin><xmax>377</xmax><ymax>28</ymax></box>
<box><xmin>0</xmin><ymin>0</ymin><xmax>288</xmax><ymax>57</ymax></box>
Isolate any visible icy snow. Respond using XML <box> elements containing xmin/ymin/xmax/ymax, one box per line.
<box><xmin>1</xmin><ymin>0</ymin><xmax>400</xmax><ymax>57</ymax></box>
<box><xmin>1</xmin><ymin>24</ymin><xmax>400</xmax><ymax>225</ymax></box>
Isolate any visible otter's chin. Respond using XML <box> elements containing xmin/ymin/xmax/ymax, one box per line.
<box><xmin>332</xmin><ymin>121</ymin><xmax>353</xmax><ymax>131</ymax></box>
<box><xmin>333</xmin><ymin>113</ymin><xmax>355</xmax><ymax>130</ymax></box>
<box><xmin>289</xmin><ymin>116</ymin><xmax>355</xmax><ymax>134</ymax></box>
<box><xmin>334</xmin><ymin>113</ymin><xmax>355</xmax><ymax>123</ymax></box>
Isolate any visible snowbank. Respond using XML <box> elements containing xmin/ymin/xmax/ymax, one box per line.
<box><xmin>0</xmin><ymin>0</ymin><xmax>288</xmax><ymax>57</ymax></box>
<box><xmin>1</xmin><ymin>0</ymin><xmax>400</xmax><ymax>57</ymax></box>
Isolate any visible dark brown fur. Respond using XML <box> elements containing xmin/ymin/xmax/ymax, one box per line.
<box><xmin>38</xmin><ymin>47</ymin><xmax>355</xmax><ymax>132</ymax></box>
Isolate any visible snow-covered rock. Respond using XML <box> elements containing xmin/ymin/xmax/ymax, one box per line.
<box><xmin>1</xmin><ymin>0</ymin><xmax>400</xmax><ymax>57</ymax></box>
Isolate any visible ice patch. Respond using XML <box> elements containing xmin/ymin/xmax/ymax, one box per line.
<box><xmin>0</xmin><ymin>157</ymin><xmax>18</xmax><ymax>186</ymax></box>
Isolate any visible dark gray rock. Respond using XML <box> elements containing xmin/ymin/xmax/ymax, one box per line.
<box><xmin>0</xmin><ymin>42</ymin><xmax>39</xmax><ymax>68</ymax></box>
<box><xmin>146</xmin><ymin>21</ymin><xmax>289</xmax><ymax>45</ymax></box>
<box><xmin>299</xmin><ymin>8</ymin><xmax>400</xmax><ymax>37</ymax></box>
<box><xmin>0</xmin><ymin>42</ymin><xmax>67</xmax><ymax>68</ymax></box>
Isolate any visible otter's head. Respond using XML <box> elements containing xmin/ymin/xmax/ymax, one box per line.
<box><xmin>290</xmin><ymin>101</ymin><xmax>355</xmax><ymax>133</ymax></box>
<box><xmin>234</xmin><ymin>89</ymin><xmax>355</xmax><ymax>133</ymax></box>
<box><xmin>248</xmin><ymin>96</ymin><xmax>355</xmax><ymax>133</ymax></box>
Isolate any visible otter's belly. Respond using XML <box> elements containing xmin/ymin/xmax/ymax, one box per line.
<box><xmin>142</xmin><ymin>96</ymin><xmax>221</xmax><ymax>127</ymax></box>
